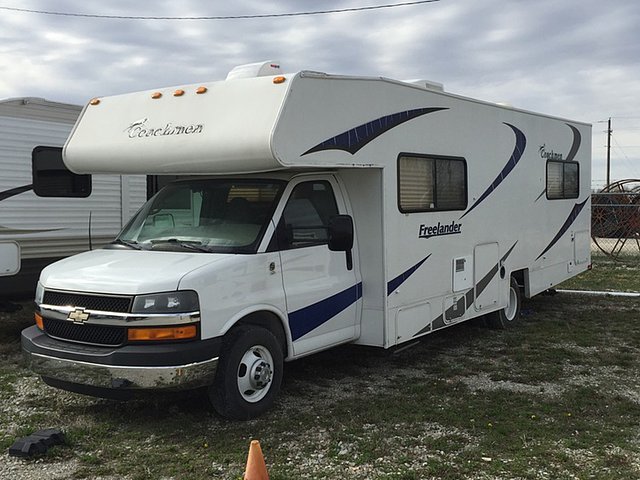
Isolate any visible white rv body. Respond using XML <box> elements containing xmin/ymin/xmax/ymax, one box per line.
<box><xmin>0</xmin><ymin>98</ymin><xmax>147</xmax><ymax>296</ymax></box>
<box><xmin>23</xmin><ymin>67</ymin><xmax>591</xmax><ymax>418</ymax></box>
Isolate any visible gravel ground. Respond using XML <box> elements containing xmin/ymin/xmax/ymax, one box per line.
<box><xmin>1</xmin><ymin>457</ymin><xmax>80</xmax><ymax>480</ymax></box>
<box><xmin>1</xmin><ymin>294</ymin><xmax>639</xmax><ymax>479</ymax></box>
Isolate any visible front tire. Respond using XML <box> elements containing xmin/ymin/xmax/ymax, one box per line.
<box><xmin>486</xmin><ymin>276</ymin><xmax>522</xmax><ymax>329</ymax></box>
<box><xmin>209</xmin><ymin>326</ymin><xmax>283</xmax><ymax>420</ymax></box>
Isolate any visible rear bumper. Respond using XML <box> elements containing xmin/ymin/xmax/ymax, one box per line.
<box><xmin>22</xmin><ymin>325</ymin><xmax>221</xmax><ymax>392</ymax></box>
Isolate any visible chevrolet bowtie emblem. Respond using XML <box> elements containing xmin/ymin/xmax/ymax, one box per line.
<box><xmin>68</xmin><ymin>308</ymin><xmax>89</xmax><ymax>324</ymax></box>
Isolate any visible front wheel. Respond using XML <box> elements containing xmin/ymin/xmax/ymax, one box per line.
<box><xmin>209</xmin><ymin>326</ymin><xmax>283</xmax><ymax>420</ymax></box>
<box><xmin>486</xmin><ymin>276</ymin><xmax>522</xmax><ymax>329</ymax></box>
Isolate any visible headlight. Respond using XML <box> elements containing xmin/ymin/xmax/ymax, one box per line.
<box><xmin>35</xmin><ymin>282</ymin><xmax>44</xmax><ymax>304</ymax></box>
<box><xmin>131</xmin><ymin>290</ymin><xmax>199</xmax><ymax>314</ymax></box>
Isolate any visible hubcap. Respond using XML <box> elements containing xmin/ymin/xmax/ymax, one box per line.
<box><xmin>250</xmin><ymin>360</ymin><xmax>272</xmax><ymax>389</ymax></box>
<box><xmin>237</xmin><ymin>345</ymin><xmax>273</xmax><ymax>403</ymax></box>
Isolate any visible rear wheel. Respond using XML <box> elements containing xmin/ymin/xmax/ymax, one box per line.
<box><xmin>486</xmin><ymin>276</ymin><xmax>521</xmax><ymax>329</ymax></box>
<box><xmin>209</xmin><ymin>325</ymin><xmax>283</xmax><ymax>420</ymax></box>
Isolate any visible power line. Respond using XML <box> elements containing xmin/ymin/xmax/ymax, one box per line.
<box><xmin>611</xmin><ymin>135</ymin><xmax>638</xmax><ymax>174</ymax></box>
<box><xmin>0</xmin><ymin>1</ymin><xmax>441</xmax><ymax>20</ymax></box>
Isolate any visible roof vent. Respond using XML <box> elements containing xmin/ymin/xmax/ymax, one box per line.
<box><xmin>403</xmin><ymin>79</ymin><xmax>444</xmax><ymax>92</ymax></box>
<box><xmin>226</xmin><ymin>61</ymin><xmax>283</xmax><ymax>80</ymax></box>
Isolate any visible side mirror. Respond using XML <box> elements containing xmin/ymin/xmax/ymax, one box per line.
<box><xmin>328</xmin><ymin>215</ymin><xmax>354</xmax><ymax>252</ymax></box>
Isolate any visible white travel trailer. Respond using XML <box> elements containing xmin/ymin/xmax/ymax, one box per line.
<box><xmin>22</xmin><ymin>63</ymin><xmax>591</xmax><ymax>419</ymax></box>
<box><xmin>0</xmin><ymin>98</ymin><xmax>147</xmax><ymax>297</ymax></box>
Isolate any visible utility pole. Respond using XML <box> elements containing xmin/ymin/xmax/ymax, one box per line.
<box><xmin>606</xmin><ymin>117</ymin><xmax>612</xmax><ymax>187</ymax></box>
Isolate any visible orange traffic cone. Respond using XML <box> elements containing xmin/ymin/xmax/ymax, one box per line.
<box><xmin>244</xmin><ymin>440</ymin><xmax>269</xmax><ymax>480</ymax></box>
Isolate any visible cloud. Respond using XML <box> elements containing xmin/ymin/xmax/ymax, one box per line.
<box><xmin>1</xmin><ymin>0</ymin><xmax>639</xmax><ymax>180</ymax></box>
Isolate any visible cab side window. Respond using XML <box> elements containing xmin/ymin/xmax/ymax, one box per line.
<box><xmin>278</xmin><ymin>181</ymin><xmax>339</xmax><ymax>250</ymax></box>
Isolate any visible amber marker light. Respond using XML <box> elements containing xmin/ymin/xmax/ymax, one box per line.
<box><xmin>128</xmin><ymin>325</ymin><xmax>197</xmax><ymax>342</ymax></box>
<box><xmin>173</xmin><ymin>89</ymin><xmax>185</xmax><ymax>97</ymax></box>
<box><xmin>89</xmin><ymin>98</ymin><xmax>100</xmax><ymax>106</ymax></box>
<box><xmin>35</xmin><ymin>312</ymin><xmax>44</xmax><ymax>330</ymax></box>
<box><xmin>196</xmin><ymin>86</ymin><xmax>208</xmax><ymax>94</ymax></box>
<box><xmin>151</xmin><ymin>92</ymin><xmax>162</xmax><ymax>99</ymax></box>
<box><xmin>273</xmin><ymin>76</ymin><xmax>286</xmax><ymax>84</ymax></box>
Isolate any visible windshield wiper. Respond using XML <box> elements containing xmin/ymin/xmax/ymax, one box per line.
<box><xmin>111</xmin><ymin>238</ymin><xmax>143</xmax><ymax>250</ymax></box>
<box><xmin>152</xmin><ymin>238</ymin><xmax>212</xmax><ymax>253</ymax></box>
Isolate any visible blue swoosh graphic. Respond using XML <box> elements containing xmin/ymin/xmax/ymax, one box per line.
<box><xmin>536</xmin><ymin>198</ymin><xmax>589</xmax><ymax>260</ymax></box>
<box><xmin>460</xmin><ymin>123</ymin><xmax>526</xmax><ymax>220</ymax></box>
<box><xmin>535</xmin><ymin>189</ymin><xmax>547</xmax><ymax>202</ymax></box>
<box><xmin>565</xmin><ymin>124</ymin><xmax>581</xmax><ymax>162</ymax></box>
<box><xmin>288</xmin><ymin>283</ymin><xmax>363</xmax><ymax>341</ymax></box>
<box><xmin>387</xmin><ymin>254</ymin><xmax>431</xmax><ymax>295</ymax></box>
<box><xmin>302</xmin><ymin>107</ymin><xmax>448</xmax><ymax>156</ymax></box>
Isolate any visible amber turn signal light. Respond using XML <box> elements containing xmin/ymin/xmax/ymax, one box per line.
<box><xmin>273</xmin><ymin>76</ymin><xmax>286</xmax><ymax>84</ymax></box>
<box><xmin>35</xmin><ymin>313</ymin><xmax>44</xmax><ymax>330</ymax></box>
<box><xmin>127</xmin><ymin>325</ymin><xmax>197</xmax><ymax>342</ymax></box>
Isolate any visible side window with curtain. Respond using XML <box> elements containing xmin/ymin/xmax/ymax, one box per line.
<box><xmin>546</xmin><ymin>160</ymin><xmax>579</xmax><ymax>199</ymax></box>
<box><xmin>279</xmin><ymin>180</ymin><xmax>339</xmax><ymax>250</ymax></box>
<box><xmin>398</xmin><ymin>154</ymin><xmax>467</xmax><ymax>212</ymax></box>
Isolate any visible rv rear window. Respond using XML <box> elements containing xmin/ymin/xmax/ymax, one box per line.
<box><xmin>546</xmin><ymin>160</ymin><xmax>579</xmax><ymax>200</ymax></box>
<box><xmin>397</xmin><ymin>155</ymin><xmax>467</xmax><ymax>212</ymax></box>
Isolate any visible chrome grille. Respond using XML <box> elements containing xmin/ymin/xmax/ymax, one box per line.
<box><xmin>43</xmin><ymin>291</ymin><xmax>132</xmax><ymax>313</ymax></box>
<box><xmin>43</xmin><ymin>317</ymin><xmax>126</xmax><ymax>347</ymax></box>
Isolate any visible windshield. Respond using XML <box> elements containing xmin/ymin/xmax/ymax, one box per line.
<box><xmin>117</xmin><ymin>179</ymin><xmax>285</xmax><ymax>253</ymax></box>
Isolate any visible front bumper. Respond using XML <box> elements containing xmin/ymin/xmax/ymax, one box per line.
<box><xmin>22</xmin><ymin>325</ymin><xmax>221</xmax><ymax>392</ymax></box>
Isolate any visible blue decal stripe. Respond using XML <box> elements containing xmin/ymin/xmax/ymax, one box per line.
<box><xmin>412</xmin><ymin>242</ymin><xmax>518</xmax><ymax>337</ymax></box>
<box><xmin>460</xmin><ymin>123</ymin><xmax>526</xmax><ymax>220</ymax></box>
<box><xmin>565</xmin><ymin>124</ymin><xmax>581</xmax><ymax>162</ymax></box>
<box><xmin>536</xmin><ymin>198</ymin><xmax>589</xmax><ymax>260</ymax></box>
<box><xmin>288</xmin><ymin>283</ymin><xmax>363</xmax><ymax>341</ymax></box>
<box><xmin>302</xmin><ymin>108</ymin><xmax>448</xmax><ymax>156</ymax></box>
<box><xmin>387</xmin><ymin>254</ymin><xmax>431</xmax><ymax>295</ymax></box>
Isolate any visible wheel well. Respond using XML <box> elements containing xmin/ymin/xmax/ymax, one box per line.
<box><xmin>510</xmin><ymin>269</ymin><xmax>528</xmax><ymax>297</ymax></box>
<box><xmin>232</xmin><ymin>311</ymin><xmax>288</xmax><ymax>358</ymax></box>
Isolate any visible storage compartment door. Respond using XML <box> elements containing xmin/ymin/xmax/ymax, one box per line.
<box><xmin>574</xmin><ymin>230</ymin><xmax>590</xmax><ymax>265</ymax></box>
<box><xmin>474</xmin><ymin>242</ymin><xmax>500</xmax><ymax>311</ymax></box>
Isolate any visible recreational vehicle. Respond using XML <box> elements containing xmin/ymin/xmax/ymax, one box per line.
<box><xmin>22</xmin><ymin>63</ymin><xmax>591</xmax><ymax>419</ymax></box>
<box><xmin>0</xmin><ymin>98</ymin><xmax>147</xmax><ymax>297</ymax></box>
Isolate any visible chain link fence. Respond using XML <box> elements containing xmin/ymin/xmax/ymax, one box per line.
<box><xmin>591</xmin><ymin>191</ymin><xmax>640</xmax><ymax>263</ymax></box>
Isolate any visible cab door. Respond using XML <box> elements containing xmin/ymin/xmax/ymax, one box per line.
<box><xmin>273</xmin><ymin>177</ymin><xmax>361</xmax><ymax>356</ymax></box>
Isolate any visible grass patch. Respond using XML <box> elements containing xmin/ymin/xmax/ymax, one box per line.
<box><xmin>559</xmin><ymin>254</ymin><xmax>640</xmax><ymax>292</ymax></box>
<box><xmin>1</xmin><ymin>285</ymin><xmax>639</xmax><ymax>478</ymax></box>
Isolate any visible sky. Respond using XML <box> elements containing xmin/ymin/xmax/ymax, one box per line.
<box><xmin>1</xmin><ymin>0</ymin><xmax>639</xmax><ymax>187</ymax></box>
